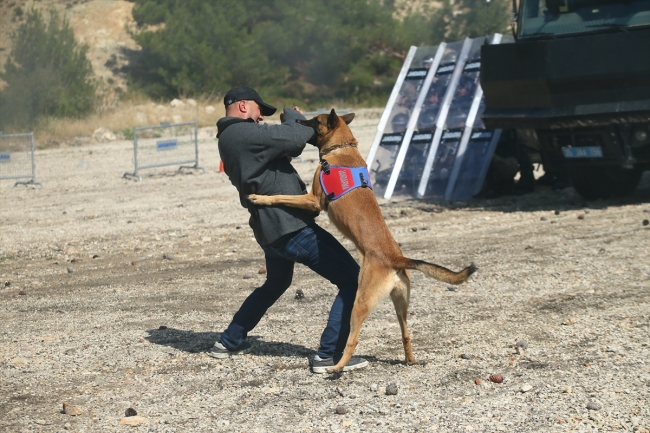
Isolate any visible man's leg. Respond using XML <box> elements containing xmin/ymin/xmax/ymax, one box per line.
<box><xmin>277</xmin><ymin>224</ymin><xmax>360</xmax><ymax>359</ymax></box>
<box><xmin>219</xmin><ymin>251</ymin><xmax>294</xmax><ymax>350</ymax></box>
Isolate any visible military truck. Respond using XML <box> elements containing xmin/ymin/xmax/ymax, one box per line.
<box><xmin>480</xmin><ymin>0</ymin><xmax>650</xmax><ymax>199</ymax></box>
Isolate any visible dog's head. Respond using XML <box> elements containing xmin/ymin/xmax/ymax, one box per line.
<box><xmin>297</xmin><ymin>109</ymin><xmax>356</xmax><ymax>150</ymax></box>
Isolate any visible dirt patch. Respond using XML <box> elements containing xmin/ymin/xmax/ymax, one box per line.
<box><xmin>1</xmin><ymin>112</ymin><xmax>650</xmax><ymax>431</ymax></box>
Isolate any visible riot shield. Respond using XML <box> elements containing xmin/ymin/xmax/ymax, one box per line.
<box><xmin>446</xmin><ymin>128</ymin><xmax>502</xmax><ymax>200</ymax></box>
<box><xmin>367</xmin><ymin>45</ymin><xmax>439</xmax><ymax>197</ymax></box>
<box><xmin>416</xmin><ymin>38</ymin><xmax>474</xmax><ymax>198</ymax></box>
<box><xmin>445</xmin><ymin>34</ymin><xmax>506</xmax><ymax>201</ymax></box>
<box><xmin>382</xmin><ymin>40</ymin><xmax>470</xmax><ymax>198</ymax></box>
<box><xmin>366</xmin><ymin>46</ymin><xmax>417</xmax><ymax>194</ymax></box>
<box><xmin>381</xmin><ymin>43</ymin><xmax>446</xmax><ymax>198</ymax></box>
<box><xmin>369</xmin><ymin>35</ymin><xmax>510</xmax><ymax>201</ymax></box>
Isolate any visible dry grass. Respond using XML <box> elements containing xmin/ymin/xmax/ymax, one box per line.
<box><xmin>35</xmin><ymin>94</ymin><xmax>226</xmax><ymax>146</ymax></box>
<box><xmin>33</xmin><ymin>94</ymin><xmax>366</xmax><ymax>147</ymax></box>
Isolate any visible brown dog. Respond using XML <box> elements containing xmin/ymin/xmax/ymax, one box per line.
<box><xmin>248</xmin><ymin>109</ymin><xmax>476</xmax><ymax>373</ymax></box>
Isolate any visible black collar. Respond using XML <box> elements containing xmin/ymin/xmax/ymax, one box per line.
<box><xmin>319</xmin><ymin>142</ymin><xmax>357</xmax><ymax>158</ymax></box>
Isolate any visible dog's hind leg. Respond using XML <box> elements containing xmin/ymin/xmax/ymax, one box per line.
<box><xmin>327</xmin><ymin>265</ymin><xmax>393</xmax><ymax>374</ymax></box>
<box><xmin>390</xmin><ymin>270</ymin><xmax>416</xmax><ymax>365</ymax></box>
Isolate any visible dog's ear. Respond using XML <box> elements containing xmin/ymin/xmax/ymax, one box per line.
<box><xmin>296</xmin><ymin>118</ymin><xmax>318</xmax><ymax>130</ymax></box>
<box><xmin>296</xmin><ymin>118</ymin><xmax>319</xmax><ymax>144</ymax></box>
<box><xmin>327</xmin><ymin>109</ymin><xmax>338</xmax><ymax>131</ymax></box>
<box><xmin>340</xmin><ymin>113</ymin><xmax>355</xmax><ymax>125</ymax></box>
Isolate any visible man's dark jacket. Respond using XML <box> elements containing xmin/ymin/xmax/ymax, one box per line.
<box><xmin>216</xmin><ymin>109</ymin><xmax>316</xmax><ymax>246</ymax></box>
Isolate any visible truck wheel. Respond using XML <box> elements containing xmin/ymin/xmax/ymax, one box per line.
<box><xmin>568</xmin><ymin>165</ymin><xmax>642</xmax><ymax>200</ymax></box>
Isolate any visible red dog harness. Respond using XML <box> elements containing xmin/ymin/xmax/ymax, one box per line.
<box><xmin>319</xmin><ymin>160</ymin><xmax>373</xmax><ymax>200</ymax></box>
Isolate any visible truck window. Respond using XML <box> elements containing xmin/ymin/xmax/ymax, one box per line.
<box><xmin>519</xmin><ymin>0</ymin><xmax>650</xmax><ymax>38</ymax></box>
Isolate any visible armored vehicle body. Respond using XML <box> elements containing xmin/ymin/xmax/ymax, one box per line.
<box><xmin>481</xmin><ymin>0</ymin><xmax>650</xmax><ymax>199</ymax></box>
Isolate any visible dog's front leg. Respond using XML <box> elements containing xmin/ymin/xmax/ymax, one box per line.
<box><xmin>248</xmin><ymin>193</ymin><xmax>322</xmax><ymax>213</ymax></box>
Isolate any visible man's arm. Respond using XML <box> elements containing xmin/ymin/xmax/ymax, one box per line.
<box><xmin>256</xmin><ymin>108</ymin><xmax>314</xmax><ymax>160</ymax></box>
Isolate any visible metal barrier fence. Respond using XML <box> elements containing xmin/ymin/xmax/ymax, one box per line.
<box><xmin>0</xmin><ymin>132</ymin><xmax>43</xmax><ymax>187</ymax></box>
<box><xmin>123</xmin><ymin>121</ymin><xmax>205</xmax><ymax>181</ymax></box>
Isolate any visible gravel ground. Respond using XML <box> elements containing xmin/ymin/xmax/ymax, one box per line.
<box><xmin>1</xmin><ymin>109</ymin><xmax>650</xmax><ymax>432</ymax></box>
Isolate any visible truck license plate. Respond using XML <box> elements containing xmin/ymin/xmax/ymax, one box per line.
<box><xmin>561</xmin><ymin>146</ymin><xmax>603</xmax><ymax>158</ymax></box>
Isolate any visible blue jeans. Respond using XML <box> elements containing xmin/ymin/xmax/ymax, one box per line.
<box><xmin>220</xmin><ymin>223</ymin><xmax>360</xmax><ymax>358</ymax></box>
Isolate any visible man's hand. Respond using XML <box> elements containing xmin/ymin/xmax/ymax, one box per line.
<box><xmin>280</xmin><ymin>106</ymin><xmax>304</xmax><ymax>122</ymax></box>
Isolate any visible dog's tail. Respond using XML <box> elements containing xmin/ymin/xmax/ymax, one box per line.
<box><xmin>396</xmin><ymin>257</ymin><xmax>477</xmax><ymax>285</ymax></box>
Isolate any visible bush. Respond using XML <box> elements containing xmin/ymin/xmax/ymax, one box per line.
<box><xmin>126</xmin><ymin>0</ymin><xmax>510</xmax><ymax>105</ymax></box>
<box><xmin>121</xmin><ymin>128</ymin><xmax>134</xmax><ymax>140</ymax></box>
<box><xmin>127</xmin><ymin>0</ymin><xmax>408</xmax><ymax>104</ymax></box>
<box><xmin>0</xmin><ymin>8</ymin><xmax>97</xmax><ymax>131</ymax></box>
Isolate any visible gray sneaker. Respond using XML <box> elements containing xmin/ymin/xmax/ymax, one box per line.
<box><xmin>311</xmin><ymin>355</ymin><xmax>369</xmax><ymax>374</ymax></box>
<box><xmin>207</xmin><ymin>341</ymin><xmax>252</xmax><ymax>359</ymax></box>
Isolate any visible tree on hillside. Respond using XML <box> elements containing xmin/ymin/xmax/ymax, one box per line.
<box><xmin>451</xmin><ymin>0</ymin><xmax>511</xmax><ymax>39</ymax></box>
<box><xmin>127</xmin><ymin>0</ymin><xmax>511</xmax><ymax>104</ymax></box>
<box><xmin>399</xmin><ymin>0</ymin><xmax>510</xmax><ymax>48</ymax></box>
<box><xmin>0</xmin><ymin>8</ymin><xmax>97</xmax><ymax>131</ymax></box>
<box><xmin>128</xmin><ymin>2</ymin><xmax>287</xmax><ymax>100</ymax></box>
<box><xmin>128</xmin><ymin>0</ymin><xmax>406</xmax><ymax>104</ymax></box>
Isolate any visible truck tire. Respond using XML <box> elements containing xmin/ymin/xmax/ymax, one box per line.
<box><xmin>568</xmin><ymin>165</ymin><xmax>642</xmax><ymax>200</ymax></box>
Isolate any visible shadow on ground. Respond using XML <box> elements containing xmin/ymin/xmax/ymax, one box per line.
<box><xmin>382</xmin><ymin>176</ymin><xmax>650</xmax><ymax>215</ymax></box>
<box><xmin>145</xmin><ymin>327</ymin><xmax>315</xmax><ymax>358</ymax></box>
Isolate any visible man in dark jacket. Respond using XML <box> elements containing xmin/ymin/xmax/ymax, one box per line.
<box><xmin>212</xmin><ymin>87</ymin><xmax>367</xmax><ymax>373</ymax></box>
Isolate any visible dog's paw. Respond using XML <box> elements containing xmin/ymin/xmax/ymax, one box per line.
<box><xmin>326</xmin><ymin>366</ymin><xmax>343</xmax><ymax>375</ymax></box>
<box><xmin>248</xmin><ymin>194</ymin><xmax>270</xmax><ymax>205</ymax></box>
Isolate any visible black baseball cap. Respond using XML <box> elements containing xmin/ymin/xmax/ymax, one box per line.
<box><xmin>223</xmin><ymin>87</ymin><xmax>277</xmax><ymax>116</ymax></box>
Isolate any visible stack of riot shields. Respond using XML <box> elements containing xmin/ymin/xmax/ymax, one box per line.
<box><xmin>367</xmin><ymin>34</ymin><xmax>507</xmax><ymax>201</ymax></box>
